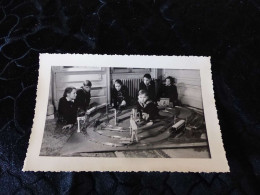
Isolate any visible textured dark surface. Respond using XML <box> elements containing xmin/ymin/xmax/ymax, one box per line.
<box><xmin>0</xmin><ymin>0</ymin><xmax>259</xmax><ymax>194</ymax></box>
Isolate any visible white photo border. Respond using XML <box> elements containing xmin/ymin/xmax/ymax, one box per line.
<box><xmin>23</xmin><ymin>54</ymin><xmax>229</xmax><ymax>172</ymax></box>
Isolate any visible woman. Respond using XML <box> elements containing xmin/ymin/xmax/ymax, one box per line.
<box><xmin>58</xmin><ymin>87</ymin><xmax>78</xmax><ymax>129</ymax></box>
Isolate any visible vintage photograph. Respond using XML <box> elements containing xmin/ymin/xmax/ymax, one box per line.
<box><xmin>41</xmin><ymin>66</ymin><xmax>210</xmax><ymax>158</ymax></box>
<box><xmin>23</xmin><ymin>54</ymin><xmax>229</xmax><ymax>172</ymax></box>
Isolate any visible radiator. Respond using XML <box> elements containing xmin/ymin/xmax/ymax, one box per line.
<box><xmin>121</xmin><ymin>78</ymin><xmax>142</xmax><ymax>99</ymax></box>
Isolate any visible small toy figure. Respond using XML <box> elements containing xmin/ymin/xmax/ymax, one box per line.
<box><xmin>112</xmin><ymin>108</ymin><xmax>117</xmax><ymax>126</ymax></box>
<box><xmin>130</xmin><ymin>114</ymin><xmax>138</xmax><ymax>142</ymax></box>
<box><xmin>77</xmin><ymin>116</ymin><xmax>86</xmax><ymax>133</ymax></box>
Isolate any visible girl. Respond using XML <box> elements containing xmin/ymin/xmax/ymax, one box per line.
<box><xmin>111</xmin><ymin>79</ymin><xmax>130</xmax><ymax>109</ymax></box>
<box><xmin>136</xmin><ymin>89</ymin><xmax>158</xmax><ymax>122</ymax></box>
<box><xmin>159</xmin><ymin>76</ymin><xmax>178</xmax><ymax>106</ymax></box>
<box><xmin>58</xmin><ymin>87</ymin><xmax>78</xmax><ymax>129</ymax></box>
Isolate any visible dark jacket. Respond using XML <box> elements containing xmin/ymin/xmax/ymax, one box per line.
<box><xmin>74</xmin><ymin>87</ymin><xmax>91</xmax><ymax>111</ymax></box>
<box><xmin>136</xmin><ymin>100</ymin><xmax>159</xmax><ymax>121</ymax></box>
<box><xmin>111</xmin><ymin>85</ymin><xmax>129</xmax><ymax>108</ymax></box>
<box><xmin>58</xmin><ymin>97</ymin><xmax>78</xmax><ymax>124</ymax></box>
<box><xmin>139</xmin><ymin>80</ymin><xmax>156</xmax><ymax>102</ymax></box>
<box><xmin>158</xmin><ymin>84</ymin><xmax>178</xmax><ymax>105</ymax></box>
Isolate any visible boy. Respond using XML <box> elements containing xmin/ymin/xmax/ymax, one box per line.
<box><xmin>111</xmin><ymin>79</ymin><xmax>130</xmax><ymax>109</ymax></box>
<box><xmin>136</xmin><ymin>90</ymin><xmax>159</xmax><ymax>122</ymax></box>
<box><xmin>75</xmin><ymin>80</ymin><xmax>92</xmax><ymax>113</ymax></box>
<box><xmin>159</xmin><ymin>76</ymin><xmax>178</xmax><ymax>106</ymax></box>
<box><xmin>139</xmin><ymin>73</ymin><xmax>156</xmax><ymax>102</ymax></box>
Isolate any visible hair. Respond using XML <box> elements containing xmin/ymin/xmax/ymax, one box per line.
<box><xmin>138</xmin><ymin>89</ymin><xmax>149</xmax><ymax>97</ymax></box>
<box><xmin>114</xmin><ymin>79</ymin><xmax>123</xmax><ymax>86</ymax></box>
<box><xmin>83</xmin><ymin>80</ymin><xmax>92</xmax><ymax>87</ymax></box>
<box><xmin>63</xmin><ymin>87</ymin><xmax>76</xmax><ymax>97</ymax></box>
<box><xmin>143</xmin><ymin>74</ymin><xmax>151</xmax><ymax>80</ymax></box>
<box><xmin>165</xmin><ymin>76</ymin><xmax>175</xmax><ymax>84</ymax></box>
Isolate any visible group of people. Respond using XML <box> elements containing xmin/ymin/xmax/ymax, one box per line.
<box><xmin>111</xmin><ymin>74</ymin><xmax>178</xmax><ymax>122</ymax></box>
<box><xmin>58</xmin><ymin>73</ymin><xmax>178</xmax><ymax>129</ymax></box>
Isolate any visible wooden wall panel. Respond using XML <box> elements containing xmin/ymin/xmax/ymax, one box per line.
<box><xmin>53</xmin><ymin>68</ymin><xmax>109</xmax><ymax>110</ymax></box>
<box><xmin>163</xmin><ymin>69</ymin><xmax>203</xmax><ymax>109</ymax></box>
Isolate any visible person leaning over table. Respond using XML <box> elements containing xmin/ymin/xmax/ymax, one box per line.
<box><xmin>58</xmin><ymin>87</ymin><xmax>78</xmax><ymax>129</ymax></box>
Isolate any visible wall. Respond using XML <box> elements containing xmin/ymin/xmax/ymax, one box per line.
<box><xmin>52</xmin><ymin>67</ymin><xmax>110</xmax><ymax>110</ymax></box>
<box><xmin>162</xmin><ymin>69</ymin><xmax>203</xmax><ymax>109</ymax></box>
<box><xmin>51</xmin><ymin>68</ymin><xmax>203</xmax><ymax>110</ymax></box>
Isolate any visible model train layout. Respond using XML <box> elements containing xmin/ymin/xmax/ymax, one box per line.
<box><xmin>60</xmin><ymin>104</ymin><xmax>209</xmax><ymax>156</ymax></box>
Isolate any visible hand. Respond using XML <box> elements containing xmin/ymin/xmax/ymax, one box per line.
<box><xmin>120</xmin><ymin>100</ymin><xmax>126</xmax><ymax>106</ymax></box>
<box><xmin>142</xmin><ymin>113</ymin><xmax>149</xmax><ymax>121</ymax></box>
<box><xmin>62</xmin><ymin>124</ymin><xmax>73</xmax><ymax>129</ymax></box>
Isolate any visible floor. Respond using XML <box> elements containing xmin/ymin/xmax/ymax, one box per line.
<box><xmin>40</xmin><ymin>119</ymin><xmax>210</xmax><ymax>158</ymax></box>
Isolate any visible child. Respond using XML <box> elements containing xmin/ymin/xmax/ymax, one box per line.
<box><xmin>159</xmin><ymin>76</ymin><xmax>178</xmax><ymax>106</ymax></box>
<box><xmin>111</xmin><ymin>79</ymin><xmax>129</xmax><ymax>109</ymax></box>
<box><xmin>58</xmin><ymin>87</ymin><xmax>78</xmax><ymax>129</ymax></box>
<box><xmin>136</xmin><ymin>90</ymin><xmax>159</xmax><ymax>122</ymax></box>
<box><xmin>139</xmin><ymin>73</ymin><xmax>156</xmax><ymax>102</ymax></box>
<box><xmin>75</xmin><ymin>80</ymin><xmax>92</xmax><ymax>113</ymax></box>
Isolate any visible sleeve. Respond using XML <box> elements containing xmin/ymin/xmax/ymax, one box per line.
<box><xmin>86</xmin><ymin>92</ymin><xmax>91</xmax><ymax>109</ymax></box>
<box><xmin>150</xmin><ymin>82</ymin><xmax>156</xmax><ymax>102</ymax></box>
<box><xmin>122</xmin><ymin>86</ymin><xmax>130</xmax><ymax>105</ymax></box>
<box><xmin>157</xmin><ymin>84</ymin><xmax>164</xmax><ymax>100</ymax></box>
<box><xmin>58</xmin><ymin>98</ymin><xmax>65</xmax><ymax>118</ymax></box>
<box><xmin>74</xmin><ymin>90</ymin><xmax>84</xmax><ymax>110</ymax></box>
<box><xmin>111</xmin><ymin>88</ymin><xmax>117</xmax><ymax>107</ymax></box>
<box><xmin>172</xmin><ymin>85</ymin><xmax>178</xmax><ymax>103</ymax></box>
<box><xmin>136</xmin><ymin>103</ymin><xmax>143</xmax><ymax>119</ymax></box>
<box><xmin>147</xmin><ymin>103</ymin><xmax>159</xmax><ymax>121</ymax></box>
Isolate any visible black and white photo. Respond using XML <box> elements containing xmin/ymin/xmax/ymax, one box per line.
<box><xmin>23</xmin><ymin>54</ymin><xmax>229</xmax><ymax>172</ymax></box>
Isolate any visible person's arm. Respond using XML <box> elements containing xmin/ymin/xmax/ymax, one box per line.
<box><xmin>111</xmin><ymin>88</ymin><xmax>118</xmax><ymax>107</ymax></box>
<box><xmin>150</xmin><ymin>82</ymin><xmax>156</xmax><ymax>102</ymax></box>
<box><xmin>121</xmin><ymin>86</ymin><xmax>129</xmax><ymax>106</ymax></box>
<box><xmin>136</xmin><ymin>102</ymin><xmax>143</xmax><ymax>120</ymax></box>
<box><xmin>58</xmin><ymin>98</ymin><xmax>65</xmax><ymax>119</ymax></box>
<box><xmin>157</xmin><ymin>84</ymin><xmax>164</xmax><ymax>100</ymax></box>
<box><xmin>147</xmin><ymin>103</ymin><xmax>158</xmax><ymax>121</ymax></box>
<box><xmin>172</xmin><ymin>85</ymin><xmax>178</xmax><ymax>105</ymax></box>
<box><xmin>74</xmin><ymin>90</ymin><xmax>84</xmax><ymax>110</ymax></box>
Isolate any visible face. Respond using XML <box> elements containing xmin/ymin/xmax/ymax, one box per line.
<box><xmin>83</xmin><ymin>86</ymin><xmax>91</xmax><ymax>92</ymax></box>
<box><xmin>115</xmin><ymin>83</ymin><xmax>122</xmax><ymax>91</ymax></box>
<box><xmin>166</xmin><ymin>79</ymin><xmax>171</xmax><ymax>86</ymax></box>
<box><xmin>138</xmin><ymin>94</ymin><xmax>148</xmax><ymax>104</ymax></box>
<box><xmin>67</xmin><ymin>89</ymin><xmax>77</xmax><ymax>100</ymax></box>
<box><xmin>143</xmin><ymin>77</ymin><xmax>151</xmax><ymax>86</ymax></box>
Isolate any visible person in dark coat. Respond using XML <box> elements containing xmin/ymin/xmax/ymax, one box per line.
<box><xmin>58</xmin><ymin>87</ymin><xmax>78</xmax><ymax>129</ymax></box>
<box><xmin>159</xmin><ymin>76</ymin><xmax>178</xmax><ymax>106</ymax></box>
<box><xmin>139</xmin><ymin>73</ymin><xmax>156</xmax><ymax>102</ymax></box>
<box><xmin>136</xmin><ymin>89</ymin><xmax>159</xmax><ymax>122</ymax></box>
<box><xmin>111</xmin><ymin>79</ymin><xmax>130</xmax><ymax>109</ymax></box>
<box><xmin>74</xmin><ymin>80</ymin><xmax>92</xmax><ymax>113</ymax></box>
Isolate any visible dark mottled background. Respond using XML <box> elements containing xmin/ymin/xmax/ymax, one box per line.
<box><xmin>0</xmin><ymin>0</ymin><xmax>259</xmax><ymax>194</ymax></box>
